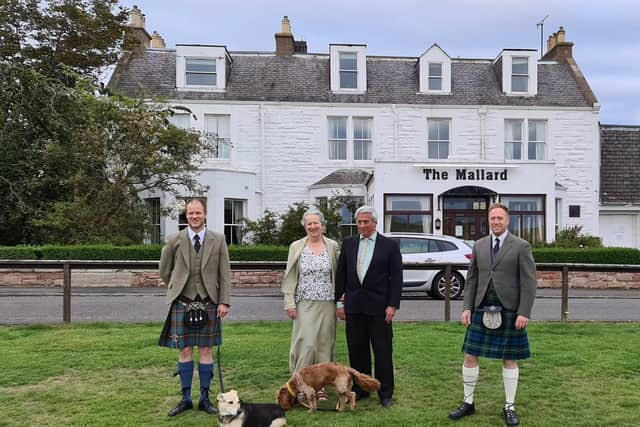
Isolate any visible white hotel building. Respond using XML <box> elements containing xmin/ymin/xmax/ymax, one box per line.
<box><xmin>110</xmin><ymin>8</ymin><xmax>611</xmax><ymax>247</ymax></box>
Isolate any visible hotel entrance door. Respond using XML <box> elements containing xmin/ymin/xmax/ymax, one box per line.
<box><xmin>443</xmin><ymin>197</ymin><xmax>489</xmax><ymax>241</ymax></box>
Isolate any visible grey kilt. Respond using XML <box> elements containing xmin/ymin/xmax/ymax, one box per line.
<box><xmin>462</xmin><ymin>289</ymin><xmax>530</xmax><ymax>360</ymax></box>
<box><xmin>158</xmin><ymin>299</ymin><xmax>222</xmax><ymax>349</ymax></box>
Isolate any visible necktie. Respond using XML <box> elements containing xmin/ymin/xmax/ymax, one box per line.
<box><xmin>357</xmin><ymin>238</ymin><xmax>369</xmax><ymax>281</ymax></box>
<box><xmin>193</xmin><ymin>234</ymin><xmax>201</xmax><ymax>253</ymax></box>
<box><xmin>493</xmin><ymin>237</ymin><xmax>500</xmax><ymax>256</ymax></box>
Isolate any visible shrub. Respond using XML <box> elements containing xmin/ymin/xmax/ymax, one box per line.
<box><xmin>554</xmin><ymin>225</ymin><xmax>603</xmax><ymax>248</ymax></box>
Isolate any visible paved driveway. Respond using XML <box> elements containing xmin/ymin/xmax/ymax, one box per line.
<box><xmin>1</xmin><ymin>287</ymin><xmax>639</xmax><ymax>325</ymax></box>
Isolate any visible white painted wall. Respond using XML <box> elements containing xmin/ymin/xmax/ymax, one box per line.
<box><xmin>156</xmin><ymin>99</ymin><xmax>599</xmax><ymax>243</ymax></box>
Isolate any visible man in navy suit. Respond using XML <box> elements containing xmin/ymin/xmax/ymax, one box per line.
<box><xmin>335</xmin><ymin>206</ymin><xmax>403</xmax><ymax>407</ymax></box>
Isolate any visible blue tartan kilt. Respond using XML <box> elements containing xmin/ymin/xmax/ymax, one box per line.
<box><xmin>158</xmin><ymin>300</ymin><xmax>222</xmax><ymax>349</ymax></box>
<box><xmin>462</xmin><ymin>294</ymin><xmax>530</xmax><ymax>360</ymax></box>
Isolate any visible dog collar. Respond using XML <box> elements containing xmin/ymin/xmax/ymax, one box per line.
<box><xmin>285</xmin><ymin>381</ymin><xmax>296</xmax><ymax>397</ymax></box>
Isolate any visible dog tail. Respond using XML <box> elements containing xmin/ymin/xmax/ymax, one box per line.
<box><xmin>348</xmin><ymin>367</ymin><xmax>381</xmax><ymax>392</ymax></box>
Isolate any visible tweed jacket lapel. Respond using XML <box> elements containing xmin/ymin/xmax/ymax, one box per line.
<box><xmin>492</xmin><ymin>233</ymin><xmax>514</xmax><ymax>268</ymax></box>
<box><xmin>201</xmin><ymin>229</ymin><xmax>216</xmax><ymax>269</ymax></box>
<box><xmin>179</xmin><ymin>229</ymin><xmax>191</xmax><ymax>266</ymax></box>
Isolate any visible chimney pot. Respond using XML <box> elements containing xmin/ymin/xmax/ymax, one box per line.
<box><xmin>281</xmin><ymin>16</ymin><xmax>292</xmax><ymax>34</ymax></box>
<box><xmin>150</xmin><ymin>31</ymin><xmax>166</xmax><ymax>48</ymax></box>
<box><xmin>129</xmin><ymin>5</ymin><xmax>144</xmax><ymax>28</ymax></box>
<box><xmin>557</xmin><ymin>26</ymin><xmax>566</xmax><ymax>42</ymax></box>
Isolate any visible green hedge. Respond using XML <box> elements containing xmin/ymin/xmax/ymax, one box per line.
<box><xmin>1</xmin><ymin>245</ymin><xmax>639</xmax><ymax>264</ymax></box>
<box><xmin>0</xmin><ymin>244</ymin><xmax>289</xmax><ymax>261</ymax></box>
<box><xmin>532</xmin><ymin>247</ymin><xmax>640</xmax><ymax>264</ymax></box>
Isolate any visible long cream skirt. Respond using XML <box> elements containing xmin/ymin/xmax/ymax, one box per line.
<box><xmin>289</xmin><ymin>300</ymin><xmax>336</xmax><ymax>374</ymax></box>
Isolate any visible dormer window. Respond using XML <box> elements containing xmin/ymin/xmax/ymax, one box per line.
<box><xmin>511</xmin><ymin>57</ymin><xmax>529</xmax><ymax>92</ymax></box>
<box><xmin>330</xmin><ymin>44</ymin><xmax>367</xmax><ymax>93</ymax></box>
<box><xmin>496</xmin><ymin>50</ymin><xmax>537</xmax><ymax>96</ymax></box>
<box><xmin>339</xmin><ymin>53</ymin><xmax>358</xmax><ymax>89</ymax></box>
<box><xmin>176</xmin><ymin>44</ymin><xmax>230</xmax><ymax>92</ymax></box>
<box><xmin>186</xmin><ymin>59</ymin><xmax>217</xmax><ymax>86</ymax></box>
<box><xmin>428</xmin><ymin>63</ymin><xmax>443</xmax><ymax>90</ymax></box>
<box><xmin>418</xmin><ymin>44</ymin><xmax>451</xmax><ymax>94</ymax></box>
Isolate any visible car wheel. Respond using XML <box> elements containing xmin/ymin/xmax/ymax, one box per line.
<box><xmin>430</xmin><ymin>271</ymin><xmax>464</xmax><ymax>300</ymax></box>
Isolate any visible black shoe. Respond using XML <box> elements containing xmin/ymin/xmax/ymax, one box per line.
<box><xmin>198</xmin><ymin>398</ymin><xmax>218</xmax><ymax>415</ymax></box>
<box><xmin>167</xmin><ymin>399</ymin><xmax>193</xmax><ymax>417</ymax></box>
<box><xmin>503</xmin><ymin>407</ymin><xmax>519</xmax><ymax>426</ymax></box>
<box><xmin>355</xmin><ymin>391</ymin><xmax>370</xmax><ymax>401</ymax></box>
<box><xmin>380</xmin><ymin>397</ymin><xmax>393</xmax><ymax>407</ymax></box>
<box><xmin>449</xmin><ymin>402</ymin><xmax>475</xmax><ymax>420</ymax></box>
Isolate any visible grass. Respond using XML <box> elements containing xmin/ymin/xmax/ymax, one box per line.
<box><xmin>0</xmin><ymin>321</ymin><xmax>639</xmax><ymax>426</ymax></box>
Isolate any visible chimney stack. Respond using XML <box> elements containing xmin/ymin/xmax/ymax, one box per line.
<box><xmin>150</xmin><ymin>31</ymin><xmax>166</xmax><ymax>48</ymax></box>
<box><xmin>275</xmin><ymin>16</ymin><xmax>307</xmax><ymax>57</ymax></box>
<box><xmin>541</xmin><ymin>26</ymin><xmax>573</xmax><ymax>63</ymax></box>
<box><xmin>126</xmin><ymin>5</ymin><xmax>151</xmax><ymax>55</ymax></box>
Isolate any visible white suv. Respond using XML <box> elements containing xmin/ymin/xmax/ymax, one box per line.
<box><xmin>386</xmin><ymin>233</ymin><xmax>472</xmax><ymax>299</ymax></box>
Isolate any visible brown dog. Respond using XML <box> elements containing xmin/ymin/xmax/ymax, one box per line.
<box><xmin>276</xmin><ymin>362</ymin><xmax>381</xmax><ymax>412</ymax></box>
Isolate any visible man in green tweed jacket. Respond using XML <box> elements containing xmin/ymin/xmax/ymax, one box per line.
<box><xmin>449</xmin><ymin>202</ymin><xmax>537</xmax><ymax>426</ymax></box>
<box><xmin>158</xmin><ymin>198</ymin><xmax>231</xmax><ymax>417</ymax></box>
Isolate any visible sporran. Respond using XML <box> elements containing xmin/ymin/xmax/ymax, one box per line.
<box><xmin>481</xmin><ymin>305</ymin><xmax>503</xmax><ymax>329</ymax></box>
<box><xmin>184</xmin><ymin>301</ymin><xmax>209</xmax><ymax>329</ymax></box>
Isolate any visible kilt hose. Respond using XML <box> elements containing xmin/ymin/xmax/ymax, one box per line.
<box><xmin>159</xmin><ymin>300</ymin><xmax>222</xmax><ymax>349</ymax></box>
<box><xmin>462</xmin><ymin>289</ymin><xmax>530</xmax><ymax>360</ymax></box>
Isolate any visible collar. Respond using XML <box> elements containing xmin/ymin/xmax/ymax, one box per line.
<box><xmin>188</xmin><ymin>227</ymin><xmax>206</xmax><ymax>242</ymax></box>
<box><xmin>285</xmin><ymin>381</ymin><xmax>296</xmax><ymax>397</ymax></box>
<box><xmin>491</xmin><ymin>231</ymin><xmax>508</xmax><ymax>245</ymax></box>
<box><xmin>218</xmin><ymin>408</ymin><xmax>242</xmax><ymax>424</ymax></box>
<box><xmin>360</xmin><ymin>232</ymin><xmax>377</xmax><ymax>242</ymax></box>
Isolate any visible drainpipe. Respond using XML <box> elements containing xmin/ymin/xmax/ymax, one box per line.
<box><xmin>478</xmin><ymin>106</ymin><xmax>487</xmax><ymax>160</ymax></box>
<box><xmin>392</xmin><ymin>104</ymin><xmax>398</xmax><ymax>159</ymax></box>
<box><xmin>259</xmin><ymin>103</ymin><xmax>265</xmax><ymax>213</ymax></box>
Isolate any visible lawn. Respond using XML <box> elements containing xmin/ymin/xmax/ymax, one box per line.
<box><xmin>0</xmin><ymin>321</ymin><xmax>638</xmax><ymax>426</ymax></box>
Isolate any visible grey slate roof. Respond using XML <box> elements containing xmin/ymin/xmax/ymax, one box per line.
<box><xmin>600</xmin><ymin>125</ymin><xmax>640</xmax><ymax>205</ymax></box>
<box><xmin>311</xmin><ymin>169</ymin><xmax>372</xmax><ymax>187</ymax></box>
<box><xmin>109</xmin><ymin>49</ymin><xmax>591</xmax><ymax>107</ymax></box>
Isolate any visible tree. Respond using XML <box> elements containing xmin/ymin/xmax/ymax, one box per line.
<box><xmin>240</xmin><ymin>209</ymin><xmax>280</xmax><ymax>245</ymax></box>
<box><xmin>0</xmin><ymin>61</ymin><xmax>206</xmax><ymax>244</ymax></box>
<box><xmin>0</xmin><ymin>0</ymin><xmax>130</xmax><ymax>81</ymax></box>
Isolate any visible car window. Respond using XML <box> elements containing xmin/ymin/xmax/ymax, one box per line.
<box><xmin>397</xmin><ymin>237</ymin><xmax>432</xmax><ymax>254</ymax></box>
<box><xmin>435</xmin><ymin>240</ymin><xmax>458</xmax><ymax>252</ymax></box>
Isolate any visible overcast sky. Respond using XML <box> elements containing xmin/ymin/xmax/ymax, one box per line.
<box><xmin>119</xmin><ymin>0</ymin><xmax>639</xmax><ymax>124</ymax></box>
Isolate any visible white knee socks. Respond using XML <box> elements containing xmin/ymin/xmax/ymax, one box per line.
<box><xmin>462</xmin><ymin>365</ymin><xmax>479</xmax><ymax>404</ymax></box>
<box><xmin>503</xmin><ymin>366</ymin><xmax>519</xmax><ymax>409</ymax></box>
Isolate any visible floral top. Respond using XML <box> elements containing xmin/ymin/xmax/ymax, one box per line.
<box><xmin>295</xmin><ymin>245</ymin><xmax>333</xmax><ymax>304</ymax></box>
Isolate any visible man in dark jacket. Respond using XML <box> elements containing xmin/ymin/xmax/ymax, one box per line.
<box><xmin>335</xmin><ymin>206</ymin><xmax>403</xmax><ymax>407</ymax></box>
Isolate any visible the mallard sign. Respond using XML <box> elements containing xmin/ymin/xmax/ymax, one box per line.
<box><xmin>422</xmin><ymin>168</ymin><xmax>508</xmax><ymax>181</ymax></box>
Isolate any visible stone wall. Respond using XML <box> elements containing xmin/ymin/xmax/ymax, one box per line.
<box><xmin>1</xmin><ymin>268</ymin><xmax>639</xmax><ymax>289</ymax></box>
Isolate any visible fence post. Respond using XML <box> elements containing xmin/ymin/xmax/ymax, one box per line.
<box><xmin>63</xmin><ymin>263</ymin><xmax>71</xmax><ymax>323</ymax></box>
<box><xmin>561</xmin><ymin>265</ymin><xmax>569</xmax><ymax>322</ymax></box>
<box><xmin>444</xmin><ymin>264</ymin><xmax>451</xmax><ymax>321</ymax></box>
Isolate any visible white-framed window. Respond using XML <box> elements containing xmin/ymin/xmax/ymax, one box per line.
<box><xmin>505</xmin><ymin>119</ymin><xmax>546</xmax><ymax>160</ymax></box>
<box><xmin>418</xmin><ymin>44</ymin><xmax>451</xmax><ymax>94</ymax></box>
<box><xmin>505</xmin><ymin>119</ymin><xmax>523</xmax><ymax>160</ymax></box>
<box><xmin>511</xmin><ymin>57</ymin><xmax>529</xmax><ymax>92</ymax></box>
<box><xmin>528</xmin><ymin>120</ymin><xmax>546</xmax><ymax>160</ymax></box>
<box><xmin>328</xmin><ymin>116</ymin><xmax>373</xmax><ymax>161</ymax></box>
<box><xmin>176</xmin><ymin>45</ymin><xmax>229</xmax><ymax>91</ymax></box>
<box><xmin>224</xmin><ymin>198</ymin><xmax>245</xmax><ymax>245</ymax></box>
<box><xmin>315</xmin><ymin>195</ymin><xmax>364</xmax><ymax>238</ymax></box>
<box><xmin>328</xmin><ymin>117</ymin><xmax>347</xmax><ymax>160</ymax></box>
<box><xmin>427</xmin><ymin>118</ymin><xmax>450</xmax><ymax>159</ymax></box>
<box><xmin>330</xmin><ymin>45</ymin><xmax>367</xmax><ymax>92</ymax></box>
<box><xmin>339</xmin><ymin>52</ymin><xmax>358</xmax><ymax>89</ymax></box>
<box><xmin>428</xmin><ymin>63</ymin><xmax>443</xmax><ymax>91</ymax></box>
<box><xmin>144</xmin><ymin>197</ymin><xmax>161</xmax><ymax>244</ymax></box>
<box><xmin>186</xmin><ymin>58</ymin><xmax>217</xmax><ymax>86</ymax></box>
<box><xmin>353</xmin><ymin>118</ymin><xmax>372</xmax><ymax>160</ymax></box>
<box><xmin>204</xmin><ymin>114</ymin><xmax>231</xmax><ymax>159</ymax></box>
<box><xmin>167</xmin><ymin>112</ymin><xmax>191</xmax><ymax>129</ymax></box>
